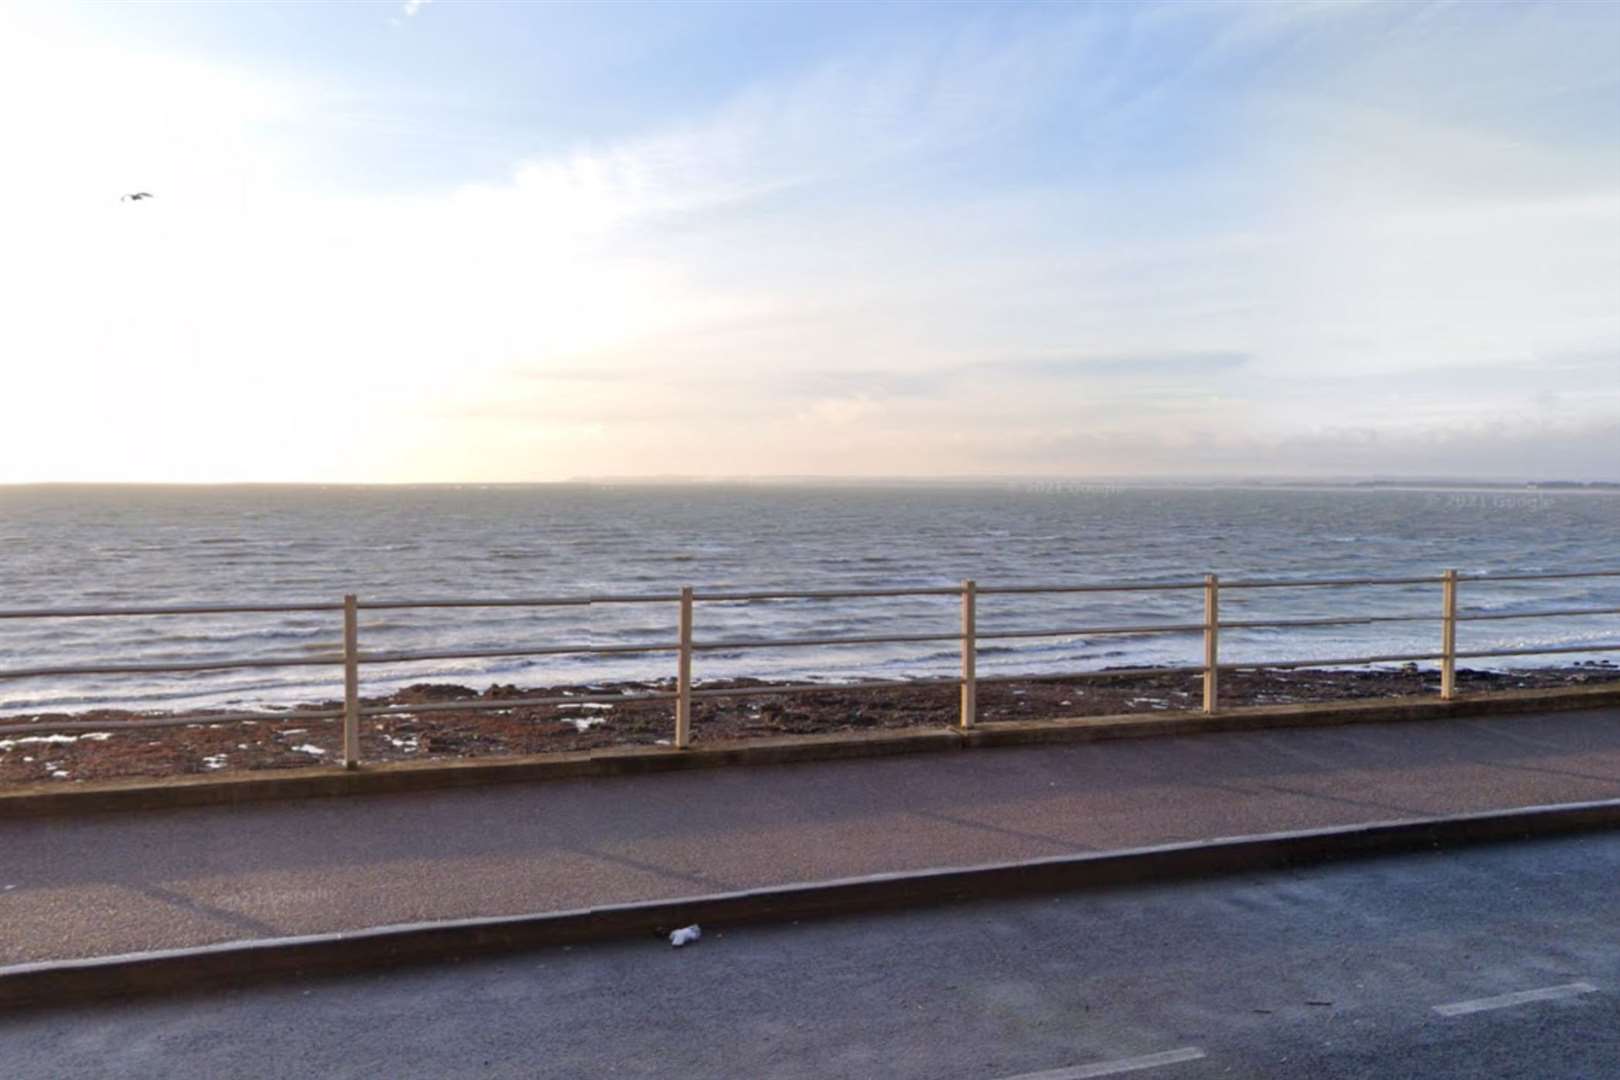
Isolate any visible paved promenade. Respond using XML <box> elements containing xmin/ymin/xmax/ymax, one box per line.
<box><xmin>4</xmin><ymin>707</ymin><xmax>1620</xmax><ymax>966</ymax></box>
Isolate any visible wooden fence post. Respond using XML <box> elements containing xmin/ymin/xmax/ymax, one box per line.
<box><xmin>1203</xmin><ymin>574</ymin><xmax>1219</xmax><ymax>714</ymax></box>
<box><xmin>342</xmin><ymin>593</ymin><xmax>360</xmax><ymax>769</ymax></box>
<box><xmin>960</xmin><ymin>579</ymin><xmax>977</xmax><ymax>730</ymax></box>
<box><xmin>675</xmin><ymin>586</ymin><xmax>693</xmax><ymax>749</ymax></box>
<box><xmin>1441</xmin><ymin>569</ymin><xmax>1458</xmax><ymax>701</ymax></box>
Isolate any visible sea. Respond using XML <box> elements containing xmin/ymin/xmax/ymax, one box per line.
<box><xmin>3</xmin><ymin>482</ymin><xmax>1618</xmax><ymax>717</ymax></box>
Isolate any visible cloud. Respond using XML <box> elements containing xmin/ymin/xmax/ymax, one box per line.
<box><xmin>402</xmin><ymin>0</ymin><xmax>432</xmax><ymax>16</ymax></box>
<box><xmin>984</xmin><ymin>352</ymin><xmax>1250</xmax><ymax>379</ymax></box>
<box><xmin>4</xmin><ymin>2</ymin><xmax>1620</xmax><ymax>481</ymax></box>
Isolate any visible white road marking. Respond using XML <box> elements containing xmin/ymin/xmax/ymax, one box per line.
<box><xmin>1433</xmin><ymin>981</ymin><xmax>1598</xmax><ymax>1017</ymax></box>
<box><xmin>998</xmin><ymin>1046</ymin><xmax>1207</xmax><ymax>1079</ymax></box>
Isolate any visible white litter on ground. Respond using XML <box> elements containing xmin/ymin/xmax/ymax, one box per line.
<box><xmin>669</xmin><ymin>925</ymin><xmax>702</xmax><ymax>948</ymax></box>
<box><xmin>0</xmin><ymin>734</ymin><xmax>83</xmax><ymax>750</ymax></box>
<box><xmin>201</xmin><ymin>755</ymin><xmax>228</xmax><ymax>770</ymax></box>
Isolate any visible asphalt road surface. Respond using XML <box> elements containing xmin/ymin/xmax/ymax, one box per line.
<box><xmin>5</xmin><ymin>830</ymin><xmax>1620</xmax><ymax>1078</ymax></box>
<box><xmin>5</xmin><ymin>707</ymin><xmax>1620</xmax><ymax>965</ymax></box>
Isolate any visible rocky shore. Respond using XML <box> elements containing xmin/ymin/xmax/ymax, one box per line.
<box><xmin>2</xmin><ymin>663</ymin><xmax>1615</xmax><ymax>786</ymax></box>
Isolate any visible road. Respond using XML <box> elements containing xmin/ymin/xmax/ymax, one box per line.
<box><xmin>4</xmin><ymin>830</ymin><xmax>1620</xmax><ymax>1078</ymax></box>
<box><xmin>3</xmin><ymin>707</ymin><xmax>1620</xmax><ymax>965</ymax></box>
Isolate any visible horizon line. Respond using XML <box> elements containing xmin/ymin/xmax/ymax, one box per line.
<box><xmin>5</xmin><ymin>475</ymin><xmax>1620</xmax><ymax>490</ymax></box>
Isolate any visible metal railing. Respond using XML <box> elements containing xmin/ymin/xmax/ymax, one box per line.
<box><xmin>4</xmin><ymin>568</ymin><xmax>1620</xmax><ymax>766</ymax></box>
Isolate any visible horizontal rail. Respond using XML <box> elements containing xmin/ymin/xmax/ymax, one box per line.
<box><xmin>356</xmin><ymin>642</ymin><xmax>679</xmax><ymax>664</ymax></box>
<box><xmin>689</xmin><ymin>677</ymin><xmax>962</xmax><ymax>698</ymax></box>
<box><xmin>1218</xmin><ymin>613</ymin><xmax>1437</xmax><ymax>629</ymax></box>
<box><xmin>357</xmin><ymin>593</ymin><xmax>678</xmax><ymax>610</ymax></box>
<box><xmin>1457</xmin><ymin>607</ymin><xmax>1620</xmax><ymax>622</ymax></box>
<box><xmin>1221</xmin><ymin>651</ymin><xmax>1445</xmax><ymax>670</ymax></box>
<box><xmin>0</xmin><ymin>709</ymin><xmax>345</xmax><ymax>738</ymax></box>
<box><xmin>1455</xmin><ymin>644</ymin><xmax>1620</xmax><ymax>659</ymax></box>
<box><xmin>1457</xmin><ymin>570</ymin><xmax>1620</xmax><ymax>583</ymax></box>
<box><xmin>0</xmin><ymin>654</ymin><xmax>344</xmax><ymax>679</ymax></box>
<box><xmin>0</xmin><ymin>601</ymin><xmax>342</xmax><ymax>620</ymax></box>
<box><xmin>360</xmin><ymin>691</ymin><xmax>677</xmax><ymax>716</ymax></box>
<box><xmin>976</xmin><ymin>622</ymin><xmax>1204</xmax><ymax>640</ymax></box>
<box><xmin>691</xmin><ymin>632</ymin><xmax>962</xmax><ymax>651</ymax></box>
<box><xmin>1219</xmin><ymin>575</ymin><xmax>1439</xmax><ymax>589</ymax></box>
<box><xmin>9</xmin><ymin>569</ymin><xmax>1620</xmax><ymax>622</ymax></box>
<box><xmin>976</xmin><ymin>665</ymin><xmax>1206</xmax><ymax>683</ymax></box>
<box><xmin>976</xmin><ymin>581</ymin><xmax>1204</xmax><ymax>595</ymax></box>
<box><xmin>692</xmin><ymin>587</ymin><xmax>963</xmax><ymax>601</ymax></box>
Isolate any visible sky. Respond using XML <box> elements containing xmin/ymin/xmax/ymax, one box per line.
<box><xmin>3</xmin><ymin>0</ymin><xmax>1619</xmax><ymax>483</ymax></box>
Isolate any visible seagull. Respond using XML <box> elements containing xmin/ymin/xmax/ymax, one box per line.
<box><xmin>121</xmin><ymin>192</ymin><xmax>154</xmax><ymax>202</ymax></box>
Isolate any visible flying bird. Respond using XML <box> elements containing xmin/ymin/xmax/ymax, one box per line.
<box><xmin>121</xmin><ymin>192</ymin><xmax>154</xmax><ymax>202</ymax></box>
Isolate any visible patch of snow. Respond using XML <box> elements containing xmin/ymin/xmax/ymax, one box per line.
<box><xmin>81</xmin><ymin>732</ymin><xmax>113</xmax><ymax>741</ymax></box>
<box><xmin>388</xmin><ymin>735</ymin><xmax>420</xmax><ymax>752</ymax></box>
<box><xmin>566</xmin><ymin>717</ymin><xmax>606</xmax><ymax>732</ymax></box>
<box><xmin>556</xmin><ymin>703</ymin><xmax>613</xmax><ymax>710</ymax></box>
<box><xmin>50</xmin><ymin>770</ymin><xmax>70</xmax><ymax>780</ymax></box>
<box><xmin>292</xmin><ymin>744</ymin><xmax>326</xmax><ymax>756</ymax></box>
<box><xmin>201</xmin><ymin>755</ymin><xmax>228</xmax><ymax>770</ymax></box>
<box><xmin>280</xmin><ymin>728</ymin><xmax>307</xmax><ymax>736</ymax></box>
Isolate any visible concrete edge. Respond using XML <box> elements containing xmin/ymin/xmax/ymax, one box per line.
<box><xmin>4</xmin><ymin>682</ymin><xmax>1620</xmax><ymax>818</ymax></box>
<box><xmin>7</xmin><ymin>796</ymin><xmax>1620</xmax><ymax>1012</ymax></box>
